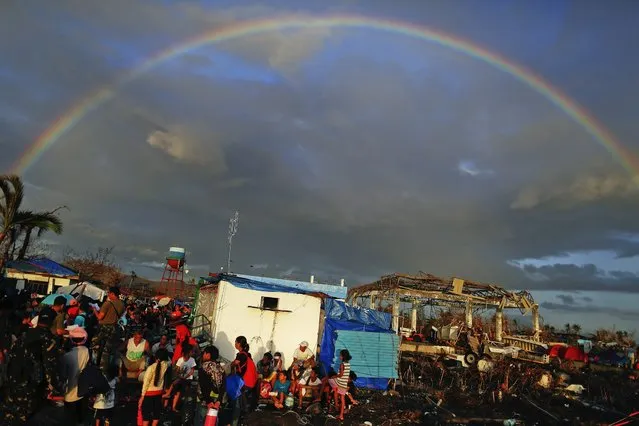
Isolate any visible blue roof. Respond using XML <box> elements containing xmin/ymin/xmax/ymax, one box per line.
<box><xmin>236</xmin><ymin>274</ymin><xmax>347</xmax><ymax>299</ymax></box>
<box><xmin>6</xmin><ymin>258</ymin><xmax>78</xmax><ymax>278</ymax></box>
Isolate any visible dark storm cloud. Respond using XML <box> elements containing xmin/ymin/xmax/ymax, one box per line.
<box><xmin>556</xmin><ymin>294</ymin><xmax>576</xmax><ymax>305</ymax></box>
<box><xmin>513</xmin><ymin>263</ymin><xmax>639</xmax><ymax>293</ymax></box>
<box><xmin>540</xmin><ymin>302</ymin><xmax>639</xmax><ymax>322</ymax></box>
<box><xmin>2</xmin><ymin>0</ymin><xmax>639</xmax><ymax>315</ymax></box>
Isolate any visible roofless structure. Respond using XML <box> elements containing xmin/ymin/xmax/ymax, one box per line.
<box><xmin>346</xmin><ymin>272</ymin><xmax>540</xmax><ymax>342</ymax></box>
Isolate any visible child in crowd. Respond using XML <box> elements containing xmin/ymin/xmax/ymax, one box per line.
<box><xmin>297</xmin><ymin>367</ymin><xmax>322</xmax><ymax>409</ymax></box>
<box><xmin>345</xmin><ymin>371</ymin><xmax>359</xmax><ymax>412</ymax></box>
<box><xmin>328</xmin><ymin>349</ymin><xmax>352</xmax><ymax>421</ymax></box>
<box><xmin>94</xmin><ymin>364</ymin><xmax>118</xmax><ymax>426</ymax></box>
<box><xmin>271</xmin><ymin>370</ymin><xmax>291</xmax><ymax>409</ymax></box>
<box><xmin>167</xmin><ymin>343</ymin><xmax>196</xmax><ymax>412</ymax></box>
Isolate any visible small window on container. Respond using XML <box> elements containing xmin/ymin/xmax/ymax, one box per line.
<box><xmin>261</xmin><ymin>296</ymin><xmax>279</xmax><ymax>310</ymax></box>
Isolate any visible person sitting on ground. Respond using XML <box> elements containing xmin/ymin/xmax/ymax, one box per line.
<box><xmin>344</xmin><ymin>371</ymin><xmax>359</xmax><ymax>412</ymax></box>
<box><xmin>297</xmin><ymin>367</ymin><xmax>322</xmax><ymax>409</ymax></box>
<box><xmin>271</xmin><ymin>370</ymin><xmax>291</xmax><ymax>409</ymax></box>
<box><xmin>166</xmin><ymin>343</ymin><xmax>196</xmax><ymax>412</ymax></box>
<box><xmin>121</xmin><ymin>330</ymin><xmax>150</xmax><ymax>378</ymax></box>
<box><xmin>140</xmin><ymin>348</ymin><xmax>171</xmax><ymax>426</ymax></box>
<box><xmin>151</xmin><ymin>334</ymin><xmax>173</xmax><ymax>358</ymax></box>
<box><xmin>292</xmin><ymin>341</ymin><xmax>315</xmax><ymax>368</ymax></box>
<box><xmin>273</xmin><ymin>352</ymin><xmax>283</xmax><ymax>371</ymax></box>
<box><xmin>288</xmin><ymin>362</ymin><xmax>303</xmax><ymax>395</ymax></box>
<box><xmin>257</xmin><ymin>352</ymin><xmax>275</xmax><ymax>379</ymax></box>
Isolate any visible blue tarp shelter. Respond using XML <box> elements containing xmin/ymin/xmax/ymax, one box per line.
<box><xmin>320</xmin><ymin>299</ymin><xmax>398</xmax><ymax>390</ymax></box>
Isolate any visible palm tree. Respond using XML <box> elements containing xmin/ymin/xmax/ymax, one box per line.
<box><xmin>0</xmin><ymin>174</ymin><xmax>65</xmax><ymax>270</ymax></box>
<box><xmin>564</xmin><ymin>323</ymin><xmax>572</xmax><ymax>334</ymax></box>
<box><xmin>15</xmin><ymin>209</ymin><xmax>64</xmax><ymax>259</ymax></box>
<box><xmin>571</xmin><ymin>324</ymin><xmax>582</xmax><ymax>336</ymax></box>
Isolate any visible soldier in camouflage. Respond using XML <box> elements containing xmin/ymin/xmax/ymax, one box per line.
<box><xmin>3</xmin><ymin>322</ymin><xmax>45</xmax><ymax>424</ymax></box>
<box><xmin>35</xmin><ymin>305</ymin><xmax>64</xmax><ymax>397</ymax></box>
<box><xmin>91</xmin><ymin>286</ymin><xmax>125</xmax><ymax>370</ymax></box>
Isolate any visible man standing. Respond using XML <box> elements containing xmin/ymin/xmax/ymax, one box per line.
<box><xmin>50</xmin><ymin>295</ymin><xmax>68</xmax><ymax>337</ymax></box>
<box><xmin>91</xmin><ymin>287</ymin><xmax>125</xmax><ymax>370</ymax></box>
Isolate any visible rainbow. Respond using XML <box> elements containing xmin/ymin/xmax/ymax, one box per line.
<box><xmin>10</xmin><ymin>14</ymin><xmax>635</xmax><ymax>175</ymax></box>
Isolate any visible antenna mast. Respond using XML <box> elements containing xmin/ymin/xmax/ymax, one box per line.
<box><xmin>227</xmin><ymin>210</ymin><xmax>239</xmax><ymax>273</ymax></box>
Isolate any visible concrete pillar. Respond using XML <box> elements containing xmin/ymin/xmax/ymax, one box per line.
<box><xmin>532</xmin><ymin>304</ymin><xmax>540</xmax><ymax>340</ymax></box>
<box><xmin>495</xmin><ymin>307</ymin><xmax>503</xmax><ymax>342</ymax></box>
<box><xmin>47</xmin><ymin>278</ymin><xmax>53</xmax><ymax>295</ymax></box>
<box><xmin>369</xmin><ymin>295</ymin><xmax>376</xmax><ymax>309</ymax></box>
<box><xmin>411</xmin><ymin>305</ymin><xmax>418</xmax><ymax>331</ymax></box>
<box><xmin>392</xmin><ymin>297</ymin><xmax>400</xmax><ymax>333</ymax></box>
<box><xmin>465</xmin><ymin>301</ymin><xmax>473</xmax><ymax>329</ymax></box>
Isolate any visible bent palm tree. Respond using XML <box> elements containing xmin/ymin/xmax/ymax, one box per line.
<box><xmin>16</xmin><ymin>210</ymin><xmax>64</xmax><ymax>259</ymax></box>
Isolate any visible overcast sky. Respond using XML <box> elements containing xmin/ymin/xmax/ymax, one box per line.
<box><xmin>1</xmin><ymin>0</ymin><xmax>638</xmax><ymax>332</ymax></box>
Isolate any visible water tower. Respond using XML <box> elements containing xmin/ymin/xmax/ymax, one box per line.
<box><xmin>160</xmin><ymin>246</ymin><xmax>186</xmax><ymax>297</ymax></box>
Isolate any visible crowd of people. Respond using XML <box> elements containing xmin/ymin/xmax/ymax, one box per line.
<box><xmin>0</xmin><ymin>286</ymin><xmax>358</xmax><ymax>425</ymax></box>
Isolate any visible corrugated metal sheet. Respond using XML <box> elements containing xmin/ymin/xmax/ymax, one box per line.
<box><xmin>333</xmin><ymin>330</ymin><xmax>399</xmax><ymax>379</ymax></box>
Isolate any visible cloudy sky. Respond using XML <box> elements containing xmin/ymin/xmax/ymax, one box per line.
<box><xmin>1</xmin><ymin>0</ymin><xmax>638</xmax><ymax>332</ymax></box>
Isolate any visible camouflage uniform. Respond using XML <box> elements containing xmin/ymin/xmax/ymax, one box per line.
<box><xmin>92</xmin><ymin>324</ymin><xmax>119</xmax><ymax>370</ymax></box>
<box><xmin>40</xmin><ymin>329</ymin><xmax>63</xmax><ymax>394</ymax></box>
<box><xmin>2</xmin><ymin>329</ymin><xmax>44</xmax><ymax>425</ymax></box>
<box><xmin>3</xmin><ymin>380</ymin><xmax>39</xmax><ymax>425</ymax></box>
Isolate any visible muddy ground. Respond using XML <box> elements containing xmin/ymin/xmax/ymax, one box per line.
<box><xmin>25</xmin><ymin>359</ymin><xmax>639</xmax><ymax>425</ymax></box>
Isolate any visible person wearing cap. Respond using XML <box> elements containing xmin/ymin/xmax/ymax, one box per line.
<box><xmin>91</xmin><ymin>287</ymin><xmax>125</xmax><ymax>370</ymax></box>
<box><xmin>62</xmin><ymin>327</ymin><xmax>90</xmax><ymax>424</ymax></box>
<box><xmin>292</xmin><ymin>341</ymin><xmax>315</xmax><ymax>368</ymax></box>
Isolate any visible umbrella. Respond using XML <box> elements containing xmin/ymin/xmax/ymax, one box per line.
<box><xmin>158</xmin><ymin>297</ymin><xmax>171</xmax><ymax>307</ymax></box>
<box><xmin>41</xmin><ymin>293</ymin><xmax>75</xmax><ymax>306</ymax></box>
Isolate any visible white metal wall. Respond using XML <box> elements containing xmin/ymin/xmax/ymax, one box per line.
<box><xmin>212</xmin><ymin>280</ymin><xmax>321</xmax><ymax>369</ymax></box>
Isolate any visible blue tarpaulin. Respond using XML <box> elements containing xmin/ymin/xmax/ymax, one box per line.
<box><xmin>6</xmin><ymin>258</ymin><xmax>78</xmax><ymax>277</ymax></box>
<box><xmin>320</xmin><ymin>299</ymin><xmax>395</xmax><ymax>390</ymax></box>
<box><xmin>218</xmin><ymin>274</ymin><xmax>328</xmax><ymax>296</ymax></box>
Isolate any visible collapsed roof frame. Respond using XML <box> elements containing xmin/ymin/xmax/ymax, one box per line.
<box><xmin>346</xmin><ymin>272</ymin><xmax>540</xmax><ymax>342</ymax></box>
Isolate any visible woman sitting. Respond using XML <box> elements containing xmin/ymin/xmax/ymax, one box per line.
<box><xmin>122</xmin><ymin>330</ymin><xmax>150</xmax><ymax>379</ymax></box>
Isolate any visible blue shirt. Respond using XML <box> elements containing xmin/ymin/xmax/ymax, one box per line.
<box><xmin>273</xmin><ymin>380</ymin><xmax>290</xmax><ymax>394</ymax></box>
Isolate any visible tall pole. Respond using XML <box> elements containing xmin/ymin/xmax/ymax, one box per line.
<box><xmin>227</xmin><ymin>211</ymin><xmax>239</xmax><ymax>273</ymax></box>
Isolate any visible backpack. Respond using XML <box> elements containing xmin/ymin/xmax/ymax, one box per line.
<box><xmin>78</xmin><ymin>361</ymin><xmax>110</xmax><ymax>397</ymax></box>
<box><xmin>225</xmin><ymin>374</ymin><xmax>244</xmax><ymax>401</ymax></box>
<box><xmin>259</xmin><ymin>380</ymin><xmax>272</xmax><ymax>398</ymax></box>
<box><xmin>239</xmin><ymin>351</ymin><xmax>258</xmax><ymax>389</ymax></box>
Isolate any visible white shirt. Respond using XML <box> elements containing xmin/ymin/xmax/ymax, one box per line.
<box><xmin>300</xmin><ymin>376</ymin><xmax>322</xmax><ymax>387</ymax></box>
<box><xmin>293</xmin><ymin>347</ymin><xmax>313</xmax><ymax>361</ymax></box>
<box><xmin>62</xmin><ymin>346</ymin><xmax>90</xmax><ymax>402</ymax></box>
<box><xmin>94</xmin><ymin>378</ymin><xmax>118</xmax><ymax>409</ymax></box>
<box><xmin>176</xmin><ymin>357</ymin><xmax>197</xmax><ymax>380</ymax></box>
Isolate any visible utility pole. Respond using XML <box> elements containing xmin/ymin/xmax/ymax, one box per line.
<box><xmin>227</xmin><ymin>211</ymin><xmax>239</xmax><ymax>273</ymax></box>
